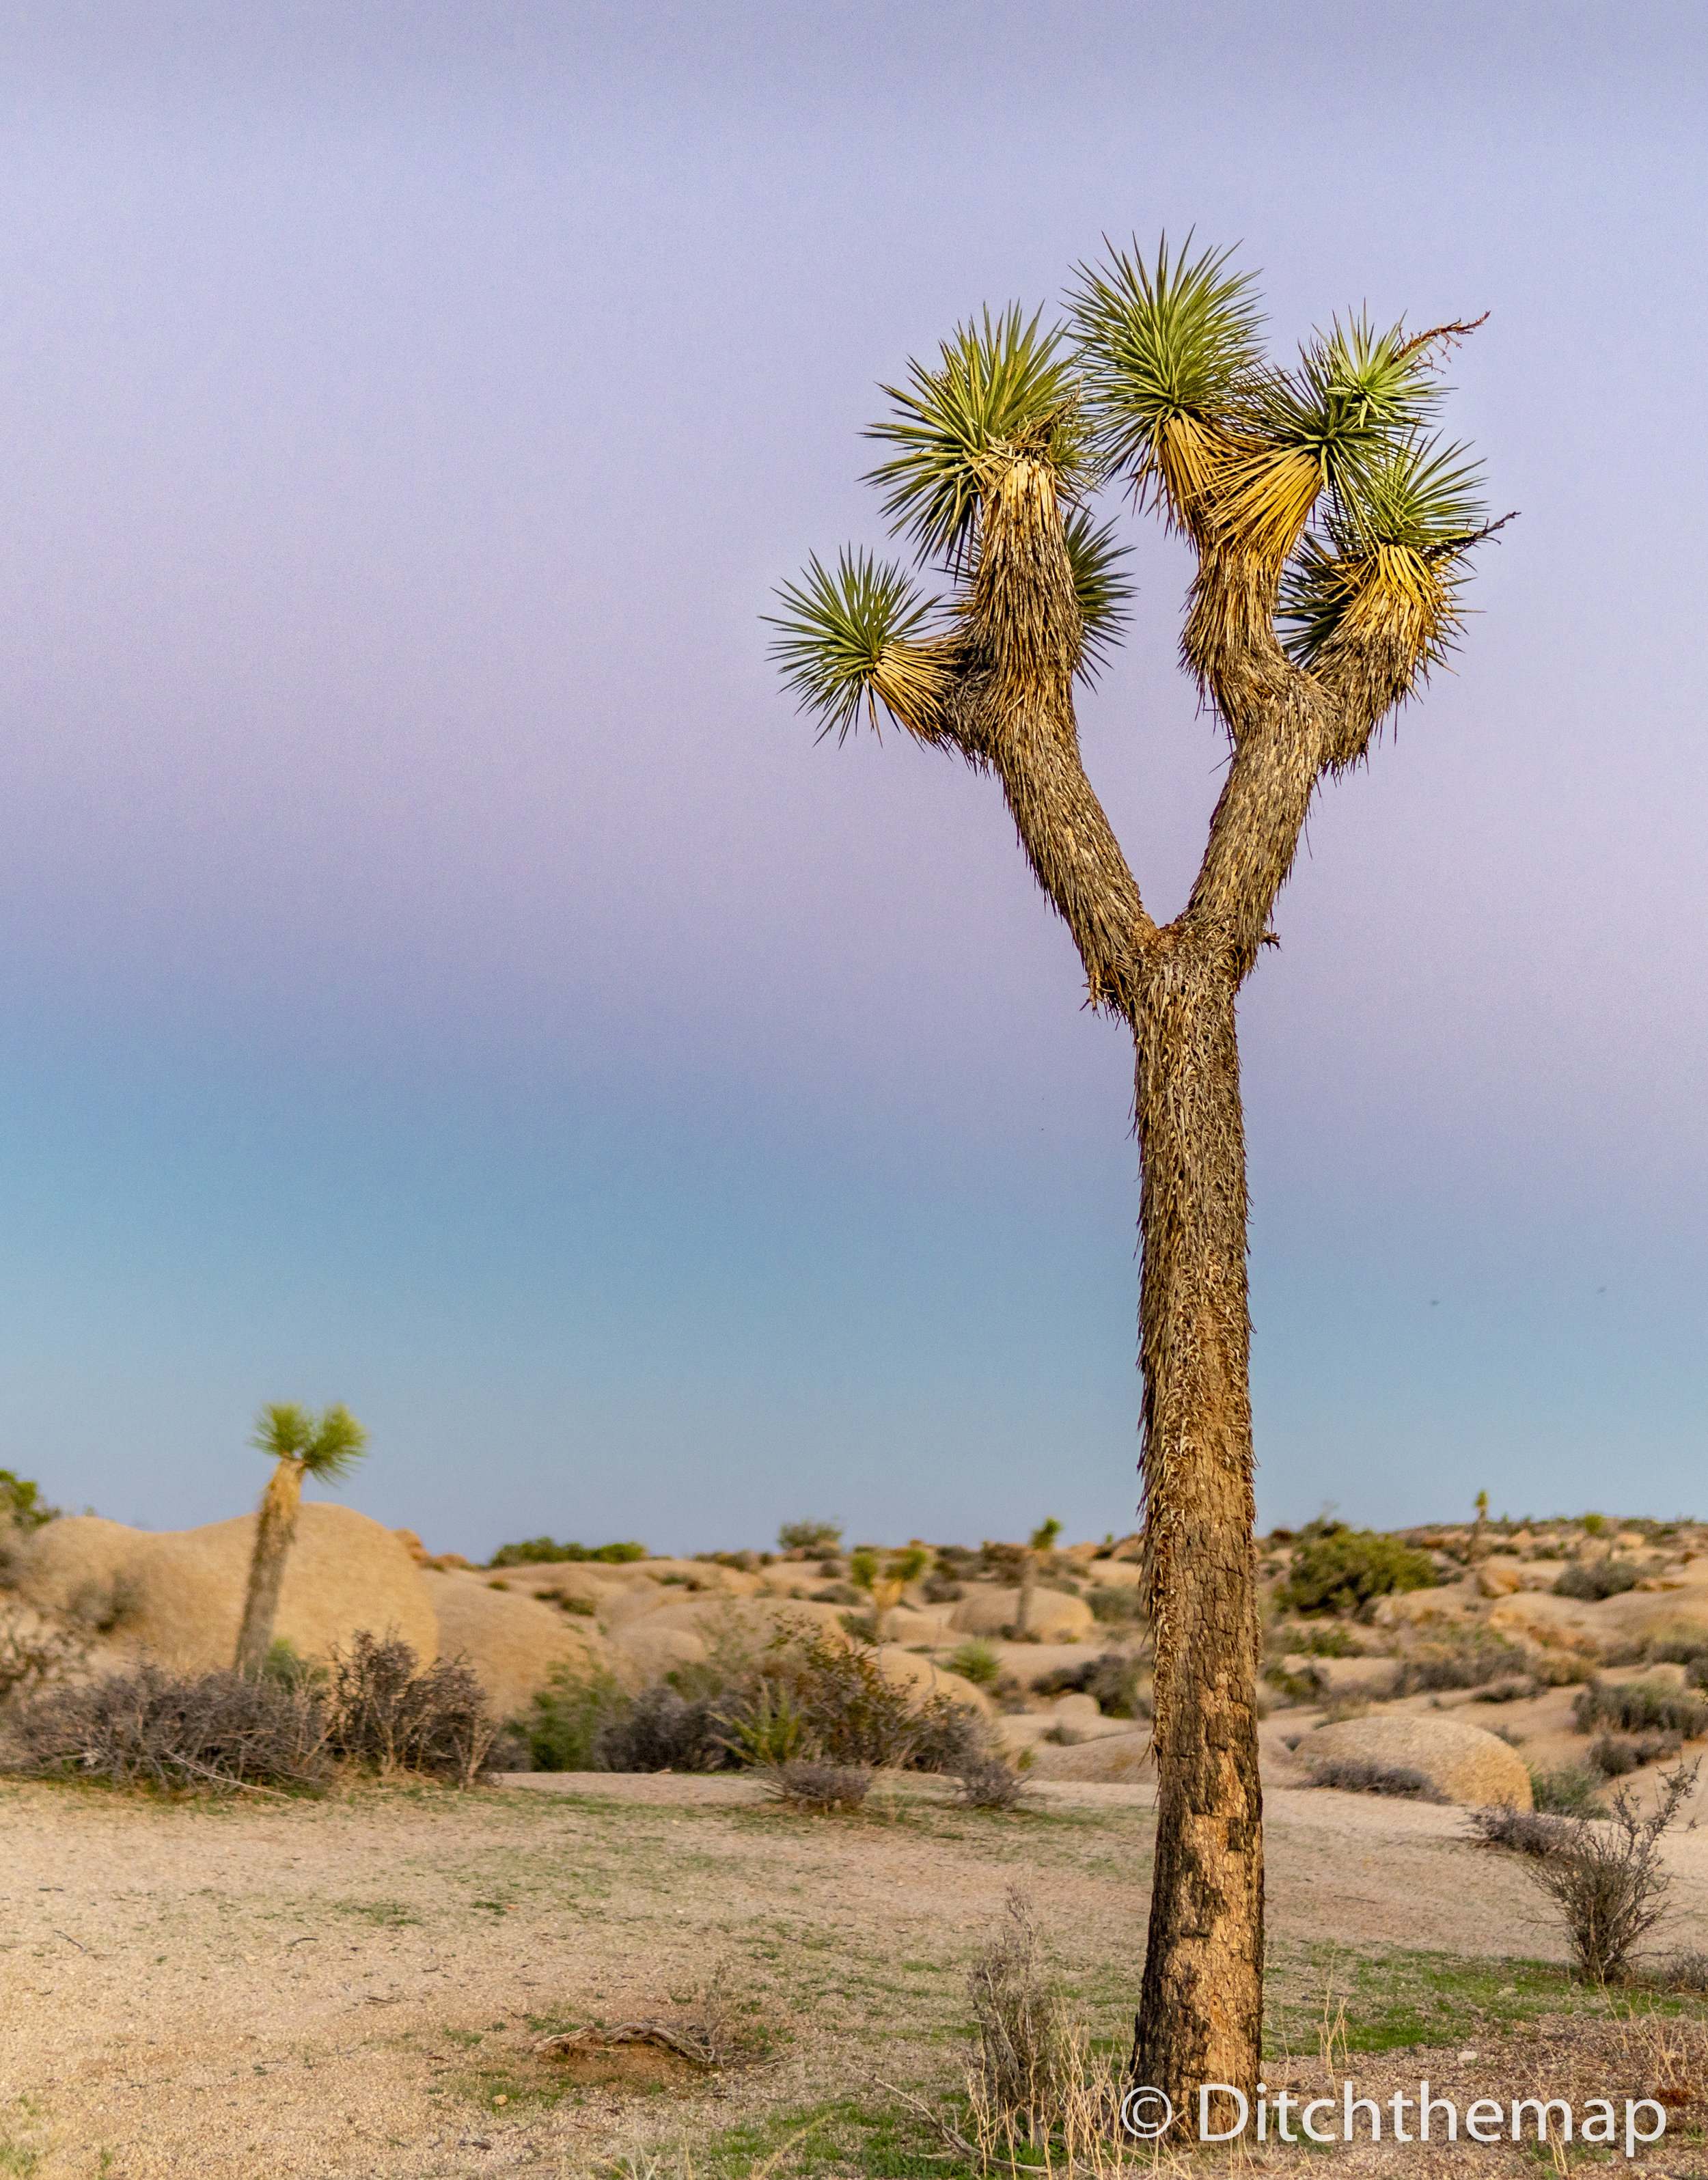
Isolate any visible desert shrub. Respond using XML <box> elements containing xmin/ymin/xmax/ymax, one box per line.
<box><xmin>1554</xmin><ymin>1558</ymin><xmax>1642</xmax><ymax>1601</ymax></box>
<box><xmin>1520</xmin><ymin>1761</ymin><xmax>1700</xmax><ymax>1980</ymax></box>
<box><xmin>1393</xmin><ymin>1636</ymin><xmax>1530</xmax><ymax>1696</ymax></box>
<box><xmin>596</xmin><ymin>1684</ymin><xmax>729</xmax><ymax>1772</ymax></box>
<box><xmin>259</xmin><ymin>1637</ymin><xmax>327</xmax><ymax>1693</ymax></box>
<box><xmin>922</xmin><ymin>1574</ymin><xmax>965</xmax><ymax>1603</ymax></box>
<box><xmin>1530</xmin><ymin>1763</ymin><xmax>1607</xmax><ymax>1816</ymax></box>
<box><xmin>1590</xmin><ymin>1730</ymin><xmax>1683</xmax><ymax>1778</ymax></box>
<box><xmin>1030</xmin><ymin>1651</ymin><xmax>1148</xmax><ymax>1718</ymax></box>
<box><xmin>1470</xmin><ymin>1677</ymin><xmax>1535</xmax><ymax>1704</ymax></box>
<box><xmin>1573</xmin><ymin>1677</ymin><xmax>1708</xmax><ymax>1738</ymax></box>
<box><xmin>534</xmin><ymin>1588</ymin><xmax>597</xmax><ymax>1617</ymax></box>
<box><xmin>7</xmin><ymin>1662</ymin><xmax>330</xmax><ymax>1791</ymax></box>
<box><xmin>1468</xmin><ymin>1804</ymin><xmax>1578</xmax><ymax>1856</ymax></box>
<box><xmin>1646</xmin><ymin>1640</ymin><xmax>1708</xmax><ymax>1688</ymax></box>
<box><xmin>524</xmin><ymin>1662</ymin><xmax>627</xmax><ymax>1771</ymax></box>
<box><xmin>1085</xmin><ymin>1584</ymin><xmax>1144</xmax><ymax>1627</ymax></box>
<box><xmin>1278</xmin><ymin>1523</ymin><xmax>1436</xmax><ymax>1616</ymax></box>
<box><xmin>763</xmin><ymin>1629</ymin><xmax>987</xmax><ymax>1772</ymax></box>
<box><xmin>67</xmin><ymin>1569</ymin><xmax>143</xmax><ymax>1636</ymax></box>
<box><xmin>809</xmin><ymin>1583</ymin><xmax>864</xmax><ymax>1606</ymax></box>
<box><xmin>967</xmin><ymin>1892</ymin><xmax>1075</xmax><ymax>2140</ymax></box>
<box><xmin>324</xmin><ymin>1631</ymin><xmax>496</xmax><ymax>1784</ymax></box>
<box><xmin>760</xmin><ymin>1759</ymin><xmax>871</xmax><ymax>1811</ymax></box>
<box><xmin>955</xmin><ymin>1753</ymin><xmax>1028</xmax><ymax>1808</ymax></box>
<box><xmin>777</xmin><ymin>1519</ymin><xmax>843</xmax><ymax>1556</ymax></box>
<box><xmin>1306</xmin><ymin>1756</ymin><xmax>1445</xmax><ymax>1802</ymax></box>
<box><xmin>0</xmin><ymin>1470</ymin><xmax>57</xmax><ymax>1534</ymax></box>
<box><xmin>488</xmin><ymin>1536</ymin><xmax>646</xmax><ymax>1567</ymax></box>
<box><xmin>948</xmin><ymin>1640</ymin><xmax>1002</xmax><ymax>1688</ymax></box>
<box><xmin>1283</xmin><ymin>1623</ymin><xmax>1359</xmax><ymax>1658</ymax></box>
<box><xmin>1664</xmin><ymin>1950</ymin><xmax>1708</xmax><ymax>1993</ymax></box>
<box><xmin>717</xmin><ymin>1678</ymin><xmax>808</xmax><ymax>1766</ymax></box>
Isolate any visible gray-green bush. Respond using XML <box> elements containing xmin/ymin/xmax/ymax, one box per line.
<box><xmin>1278</xmin><ymin>1523</ymin><xmax>1437</xmax><ymax>1616</ymax></box>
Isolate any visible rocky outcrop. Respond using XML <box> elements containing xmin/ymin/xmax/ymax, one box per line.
<box><xmin>948</xmin><ymin>1585</ymin><xmax>1094</xmax><ymax>1642</ymax></box>
<box><xmin>18</xmin><ymin>1506</ymin><xmax>439</xmax><ymax>1672</ymax></box>
<box><xmin>430</xmin><ymin>1575</ymin><xmax>616</xmax><ymax>1717</ymax></box>
<box><xmin>1302</xmin><ymin>1715</ymin><xmax>1531</xmax><ymax>1808</ymax></box>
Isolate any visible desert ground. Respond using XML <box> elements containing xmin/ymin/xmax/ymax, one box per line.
<box><xmin>9</xmin><ymin>1510</ymin><xmax>1708</xmax><ymax>2176</ymax></box>
<box><xmin>5</xmin><ymin>1765</ymin><xmax>1708</xmax><ymax>2179</ymax></box>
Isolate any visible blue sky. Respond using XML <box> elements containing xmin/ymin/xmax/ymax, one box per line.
<box><xmin>0</xmin><ymin>3</ymin><xmax>1703</xmax><ymax>1554</ymax></box>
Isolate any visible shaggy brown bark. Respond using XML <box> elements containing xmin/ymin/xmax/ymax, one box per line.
<box><xmin>907</xmin><ymin>455</ymin><xmax>1403</xmax><ymax>2128</ymax></box>
<box><xmin>233</xmin><ymin>1460</ymin><xmax>305</xmax><ymax>1677</ymax></box>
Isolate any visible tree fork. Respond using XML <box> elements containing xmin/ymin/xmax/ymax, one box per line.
<box><xmin>1129</xmin><ymin>950</ymin><xmax>1263</xmax><ymax>2130</ymax></box>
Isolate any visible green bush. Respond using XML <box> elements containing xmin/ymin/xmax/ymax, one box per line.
<box><xmin>524</xmin><ymin>1662</ymin><xmax>627</xmax><ymax>1769</ymax></box>
<box><xmin>1086</xmin><ymin>1584</ymin><xmax>1144</xmax><ymax>1626</ymax></box>
<box><xmin>1393</xmin><ymin>1635</ymin><xmax>1530</xmax><ymax>1695</ymax></box>
<box><xmin>1573</xmin><ymin>1677</ymin><xmax>1708</xmax><ymax>1738</ymax></box>
<box><xmin>1277</xmin><ymin>1523</ymin><xmax>1437</xmax><ymax>1616</ymax></box>
<box><xmin>1528</xmin><ymin>1763</ymin><xmax>1606</xmax><ymax>1817</ymax></box>
<box><xmin>488</xmin><ymin>1537</ymin><xmax>646</xmax><ymax>1567</ymax></box>
<box><xmin>1554</xmin><ymin>1558</ymin><xmax>1640</xmax><ymax>1601</ymax></box>
<box><xmin>777</xmin><ymin>1519</ymin><xmax>843</xmax><ymax>1555</ymax></box>
<box><xmin>0</xmin><ymin>1470</ymin><xmax>58</xmax><ymax>1533</ymax></box>
<box><xmin>1032</xmin><ymin>1651</ymin><xmax>1148</xmax><ymax>1718</ymax></box>
<box><xmin>948</xmin><ymin>1640</ymin><xmax>1002</xmax><ymax>1688</ymax></box>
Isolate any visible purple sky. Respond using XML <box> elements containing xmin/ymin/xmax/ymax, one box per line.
<box><xmin>0</xmin><ymin>4</ymin><xmax>1703</xmax><ymax>1555</ymax></box>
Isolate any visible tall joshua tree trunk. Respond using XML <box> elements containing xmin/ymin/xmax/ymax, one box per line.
<box><xmin>1131</xmin><ymin>964</ymin><xmax>1262</xmax><ymax>2119</ymax></box>
<box><xmin>773</xmin><ymin>263</ymin><xmax>1501</xmax><ymax>2130</ymax></box>
<box><xmin>234</xmin><ymin>1458</ymin><xmax>305</xmax><ymax>1678</ymax></box>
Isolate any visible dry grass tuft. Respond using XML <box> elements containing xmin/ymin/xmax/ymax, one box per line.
<box><xmin>758</xmin><ymin>1760</ymin><xmax>873</xmax><ymax>1812</ymax></box>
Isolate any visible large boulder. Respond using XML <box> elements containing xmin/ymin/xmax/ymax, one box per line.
<box><xmin>1281</xmin><ymin>1655</ymin><xmax>1401</xmax><ymax>1699</ymax></box>
<box><xmin>1303</xmin><ymin>1715</ymin><xmax>1531</xmax><ymax>1808</ymax></box>
<box><xmin>1369</xmin><ymin>1578</ymin><xmax>1483</xmax><ymax>1630</ymax></box>
<box><xmin>1595</xmin><ymin>1580</ymin><xmax>1708</xmax><ymax>1646</ymax></box>
<box><xmin>609</xmin><ymin>1618</ymin><xmax>711</xmax><ymax>1679</ymax></box>
<box><xmin>1485</xmin><ymin>1591</ymin><xmax>1604</xmax><ymax>1653</ymax></box>
<box><xmin>948</xmin><ymin>1586</ymin><xmax>1094</xmax><ymax>1642</ymax></box>
<box><xmin>1025</xmin><ymin>1730</ymin><xmax>1153</xmax><ymax>1782</ymax></box>
<box><xmin>870</xmin><ymin>1645</ymin><xmax>993</xmax><ymax>1716</ymax></box>
<box><xmin>19</xmin><ymin>1506</ymin><xmax>439</xmax><ymax>1672</ymax></box>
<box><xmin>430</xmin><ymin>1575</ymin><xmax>617</xmax><ymax>1718</ymax></box>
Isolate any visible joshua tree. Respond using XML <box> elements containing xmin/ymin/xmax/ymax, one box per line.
<box><xmin>234</xmin><ymin>1401</ymin><xmax>369</xmax><ymax>1677</ymax></box>
<box><xmin>771</xmin><ymin>240</ymin><xmax>1502</xmax><ymax>2125</ymax></box>
<box><xmin>849</xmin><ymin>1541</ymin><xmax>931</xmax><ymax>1639</ymax></box>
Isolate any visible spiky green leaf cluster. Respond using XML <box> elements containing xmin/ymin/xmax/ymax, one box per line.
<box><xmin>1254</xmin><ymin>313</ymin><xmax>1447</xmax><ymax>507</ymax></box>
<box><xmin>765</xmin><ymin>549</ymin><xmax>936</xmax><ymax>741</ymax></box>
<box><xmin>251</xmin><ymin>1401</ymin><xmax>370</xmax><ymax>1482</ymax></box>
<box><xmin>1279</xmin><ymin>436</ymin><xmax>1492</xmax><ymax>667</ymax></box>
<box><xmin>864</xmin><ymin>305</ymin><xmax>1087</xmax><ymax>572</ymax></box>
<box><xmin>1066</xmin><ymin>237</ymin><xmax>1264</xmax><ymax>488</ymax></box>
<box><xmin>1063</xmin><ymin>508</ymin><xmax>1134</xmax><ymax>680</ymax></box>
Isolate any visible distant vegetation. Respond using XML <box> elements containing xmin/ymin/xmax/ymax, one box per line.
<box><xmin>488</xmin><ymin>1537</ymin><xmax>647</xmax><ymax>1567</ymax></box>
<box><xmin>0</xmin><ymin>1470</ymin><xmax>58</xmax><ymax>1532</ymax></box>
<box><xmin>1277</xmin><ymin>1520</ymin><xmax>1437</xmax><ymax>1616</ymax></box>
<box><xmin>777</xmin><ymin>1519</ymin><xmax>844</xmax><ymax>1555</ymax></box>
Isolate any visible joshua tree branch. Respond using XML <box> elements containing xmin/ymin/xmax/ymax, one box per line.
<box><xmin>924</xmin><ymin>461</ymin><xmax>1157</xmax><ymax>1010</ymax></box>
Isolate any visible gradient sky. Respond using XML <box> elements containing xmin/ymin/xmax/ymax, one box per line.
<box><xmin>0</xmin><ymin>3</ymin><xmax>1703</xmax><ymax>1556</ymax></box>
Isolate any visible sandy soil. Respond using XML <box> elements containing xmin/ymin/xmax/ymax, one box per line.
<box><xmin>5</xmin><ymin>1773</ymin><xmax>1708</xmax><ymax>2179</ymax></box>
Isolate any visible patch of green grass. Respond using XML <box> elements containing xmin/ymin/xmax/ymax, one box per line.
<box><xmin>697</xmin><ymin>2095</ymin><xmax>973</xmax><ymax>2180</ymax></box>
<box><xmin>331</xmin><ymin>1899</ymin><xmax>420</xmax><ymax>1927</ymax></box>
<box><xmin>1263</xmin><ymin>1944</ymin><xmax>1708</xmax><ymax>2059</ymax></box>
<box><xmin>0</xmin><ymin>2140</ymin><xmax>40</xmax><ymax>2178</ymax></box>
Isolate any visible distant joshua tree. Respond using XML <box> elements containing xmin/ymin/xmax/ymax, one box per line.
<box><xmin>234</xmin><ymin>1402</ymin><xmax>368</xmax><ymax>1677</ymax></box>
<box><xmin>771</xmin><ymin>238</ymin><xmax>1502</xmax><ymax>2126</ymax></box>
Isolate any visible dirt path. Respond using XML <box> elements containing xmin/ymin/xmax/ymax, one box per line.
<box><xmin>3</xmin><ymin>1775</ymin><xmax>1706</xmax><ymax>2178</ymax></box>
